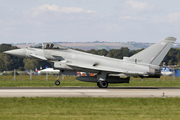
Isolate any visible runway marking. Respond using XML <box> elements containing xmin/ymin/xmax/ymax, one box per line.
<box><xmin>0</xmin><ymin>88</ymin><xmax>180</xmax><ymax>98</ymax></box>
<box><xmin>0</xmin><ymin>90</ymin><xmax>109</xmax><ymax>93</ymax></box>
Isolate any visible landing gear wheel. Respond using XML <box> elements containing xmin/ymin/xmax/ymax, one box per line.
<box><xmin>98</xmin><ymin>81</ymin><xmax>108</xmax><ymax>88</ymax></box>
<box><xmin>97</xmin><ymin>82</ymin><xmax>100</xmax><ymax>88</ymax></box>
<box><xmin>55</xmin><ymin>80</ymin><xmax>60</xmax><ymax>86</ymax></box>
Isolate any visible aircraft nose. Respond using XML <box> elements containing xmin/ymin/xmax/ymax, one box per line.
<box><xmin>3</xmin><ymin>49</ymin><xmax>26</xmax><ymax>57</ymax></box>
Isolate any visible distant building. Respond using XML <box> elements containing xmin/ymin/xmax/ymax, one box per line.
<box><xmin>93</xmin><ymin>41</ymin><xmax>106</xmax><ymax>43</ymax></box>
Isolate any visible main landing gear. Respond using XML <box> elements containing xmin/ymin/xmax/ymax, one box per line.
<box><xmin>97</xmin><ymin>81</ymin><xmax>108</xmax><ymax>88</ymax></box>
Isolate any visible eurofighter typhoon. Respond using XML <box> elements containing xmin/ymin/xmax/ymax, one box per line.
<box><xmin>4</xmin><ymin>37</ymin><xmax>176</xmax><ymax>88</ymax></box>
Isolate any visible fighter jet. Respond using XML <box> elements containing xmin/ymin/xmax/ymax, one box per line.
<box><xmin>4</xmin><ymin>37</ymin><xmax>176</xmax><ymax>88</ymax></box>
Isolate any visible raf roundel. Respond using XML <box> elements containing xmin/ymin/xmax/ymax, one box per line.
<box><xmin>72</xmin><ymin>55</ymin><xmax>76</xmax><ymax>59</ymax></box>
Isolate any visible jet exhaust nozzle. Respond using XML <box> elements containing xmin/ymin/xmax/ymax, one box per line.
<box><xmin>148</xmin><ymin>68</ymin><xmax>161</xmax><ymax>78</ymax></box>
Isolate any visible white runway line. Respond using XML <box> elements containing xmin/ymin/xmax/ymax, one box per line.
<box><xmin>0</xmin><ymin>90</ymin><xmax>109</xmax><ymax>93</ymax></box>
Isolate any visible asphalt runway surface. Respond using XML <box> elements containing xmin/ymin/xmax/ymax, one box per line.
<box><xmin>0</xmin><ymin>87</ymin><xmax>180</xmax><ymax>98</ymax></box>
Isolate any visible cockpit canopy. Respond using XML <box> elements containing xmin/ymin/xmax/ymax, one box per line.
<box><xmin>30</xmin><ymin>43</ymin><xmax>42</xmax><ymax>49</ymax></box>
<box><xmin>30</xmin><ymin>43</ymin><xmax>67</xmax><ymax>50</ymax></box>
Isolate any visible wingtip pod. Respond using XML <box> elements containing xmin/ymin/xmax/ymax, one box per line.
<box><xmin>163</xmin><ymin>37</ymin><xmax>176</xmax><ymax>42</ymax></box>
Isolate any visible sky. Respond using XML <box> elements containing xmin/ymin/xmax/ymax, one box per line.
<box><xmin>0</xmin><ymin>0</ymin><xmax>180</xmax><ymax>43</ymax></box>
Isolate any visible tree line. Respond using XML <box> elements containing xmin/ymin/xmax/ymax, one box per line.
<box><xmin>0</xmin><ymin>44</ymin><xmax>179</xmax><ymax>72</ymax></box>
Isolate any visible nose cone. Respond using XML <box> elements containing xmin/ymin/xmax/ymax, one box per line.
<box><xmin>3</xmin><ymin>49</ymin><xmax>26</xmax><ymax>57</ymax></box>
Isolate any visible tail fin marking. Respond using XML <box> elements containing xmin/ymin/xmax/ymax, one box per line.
<box><xmin>130</xmin><ymin>37</ymin><xmax>176</xmax><ymax>66</ymax></box>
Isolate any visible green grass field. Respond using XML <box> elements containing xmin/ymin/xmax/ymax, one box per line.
<box><xmin>0</xmin><ymin>97</ymin><xmax>179</xmax><ymax>120</ymax></box>
<box><xmin>0</xmin><ymin>75</ymin><xmax>180</xmax><ymax>87</ymax></box>
<box><xmin>0</xmin><ymin>76</ymin><xmax>180</xmax><ymax>120</ymax></box>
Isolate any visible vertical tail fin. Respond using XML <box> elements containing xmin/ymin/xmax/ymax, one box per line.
<box><xmin>130</xmin><ymin>37</ymin><xmax>176</xmax><ymax>65</ymax></box>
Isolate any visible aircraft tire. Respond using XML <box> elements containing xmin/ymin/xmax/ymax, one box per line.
<box><xmin>55</xmin><ymin>80</ymin><xmax>60</xmax><ymax>86</ymax></box>
<box><xmin>97</xmin><ymin>82</ymin><xmax>101</xmax><ymax>88</ymax></box>
<box><xmin>98</xmin><ymin>81</ymin><xmax>108</xmax><ymax>88</ymax></box>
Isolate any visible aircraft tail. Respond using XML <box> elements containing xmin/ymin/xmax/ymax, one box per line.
<box><xmin>129</xmin><ymin>37</ymin><xmax>176</xmax><ymax>66</ymax></box>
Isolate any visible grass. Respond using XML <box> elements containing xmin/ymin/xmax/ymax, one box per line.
<box><xmin>0</xmin><ymin>97</ymin><xmax>180</xmax><ymax>120</ymax></box>
<box><xmin>0</xmin><ymin>76</ymin><xmax>180</xmax><ymax>119</ymax></box>
<box><xmin>0</xmin><ymin>75</ymin><xmax>180</xmax><ymax>87</ymax></box>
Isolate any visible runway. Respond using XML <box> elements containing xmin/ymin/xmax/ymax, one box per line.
<box><xmin>0</xmin><ymin>87</ymin><xmax>180</xmax><ymax>97</ymax></box>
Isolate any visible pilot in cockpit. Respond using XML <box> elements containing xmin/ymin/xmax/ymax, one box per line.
<box><xmin>46</xmin><ymin>44</ymin><xmax>50</xmax><ymax>49</ymax></box>
<box><xmin>50</xmin><ymin>44</ymin><xmax>54</xmax><ymax>49</ymax></box>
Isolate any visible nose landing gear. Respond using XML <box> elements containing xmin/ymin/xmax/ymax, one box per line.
<box><xmin>55</xmin><ymin>80</ymin><xmax>60</xmax><ymax>86</ymax></box>
<box><xmin>55</xmin><ymin>70</ymin><xmax>61</xmax><ymax>86</ymax></box>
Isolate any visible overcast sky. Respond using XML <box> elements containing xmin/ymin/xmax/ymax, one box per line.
<box><xmin>0</xmin><ymin>0</ymin><xmax>180</xmax><ymax>43</ymax></box>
